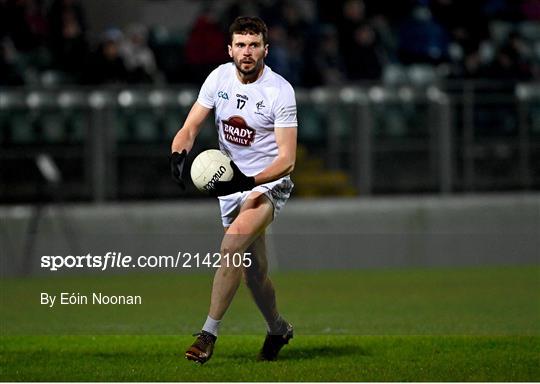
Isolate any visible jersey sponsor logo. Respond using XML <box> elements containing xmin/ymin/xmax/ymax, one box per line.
<box><xmin>236</xmin><ymin>94</ymin><xmax>248</xmax><ymax>101</ymax></box>
<box><xmin>221</xmin><ymin>116</ymin><xmax>256</xmax><ymax>147</ymax></box>
<box><xmin>218</xmin><ymin>91</ymin><xmax>229</xmax><ymax>100</ymax></box>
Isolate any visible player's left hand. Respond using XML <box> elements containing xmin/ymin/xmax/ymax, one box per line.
<box><xmin>170</xmin><ymin>149</ymin><xmax>188</xmax><ymax>190</ymax></box>
<box><xmin>212</xmin><ymin>161</ymin><xmax>255</xmax><ymax>196</ymax></box>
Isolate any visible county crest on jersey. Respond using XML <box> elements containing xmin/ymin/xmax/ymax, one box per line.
<box><xmin>197</xmin><ymin>63</ymin><xmax>297</xmax><ymax>176</ymax></box>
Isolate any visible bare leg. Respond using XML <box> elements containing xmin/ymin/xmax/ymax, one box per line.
<box><xmin>187</xmin><ymin>192</ymin><xmax>291</xmax><ymax>364</ymax></box>
<box><xmin>207</xmin><ymin>192</ymin><xmax>273</xmax><ymax>320</ymax></box>
<box><xmin>243</xmin><ymin>234</ymin><xmax>281</xmax><ymax>327</ymax></box>
<box><xmin>244</xmin><ymin>222</ymin><xmax>293</xmax><ymax>361</ymax></box>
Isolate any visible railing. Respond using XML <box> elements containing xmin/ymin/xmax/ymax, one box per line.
<box><xmin>1</xmin><ymin>82</ymin><xmax>539</xmax><ymax>202</ymax></box>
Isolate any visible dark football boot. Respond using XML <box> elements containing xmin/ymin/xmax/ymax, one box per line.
<box><xmin>257</xmin><ymin>323</ymin><xmax>294</xmax><ymax>361</ymax></box>
<box><xmin>185</xmin><ymin>331</ymin><xmax>217</xmax><ymax>364</ymax></box>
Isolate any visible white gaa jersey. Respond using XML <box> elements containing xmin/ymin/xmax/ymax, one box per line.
<box><xmin>197</xmin><ymin>63</ymin><xmax>297</xmax><ymax>176</ymax></box>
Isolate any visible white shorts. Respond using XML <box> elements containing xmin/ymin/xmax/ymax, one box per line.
<box><xmin>218</xmin><ymin>176</ymin><xmax>294</xmax><ymax>227</ymax></box>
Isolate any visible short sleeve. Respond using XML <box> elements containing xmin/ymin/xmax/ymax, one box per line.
<box><xmin>274</xmin><ymin>81</ymin><xmax>297</xmax><ymax>128</ymax></box>
<box><xmin>197</xmin><ymin>67</ymin><xmax>219</xmax><ymax>109</ymax></box>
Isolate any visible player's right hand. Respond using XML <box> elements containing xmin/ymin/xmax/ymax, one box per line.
<box><xmin>170</xmin><ymin>149</ymin><xmax>188</xmax><ymax>190</ymax></box>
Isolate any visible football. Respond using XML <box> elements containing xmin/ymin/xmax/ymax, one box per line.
<box><xmin>190</xmin><ymin>149</ymin><xmax>234</xmax><ymax>192</ymax></box>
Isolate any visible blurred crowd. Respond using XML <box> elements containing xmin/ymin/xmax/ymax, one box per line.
<box><xmin>1</xmin><ymin>0</ymin><xmax>539</xmax><ymax>87</ymax></box>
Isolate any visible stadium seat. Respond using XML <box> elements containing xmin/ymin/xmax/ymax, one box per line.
<box><xmin>40</xmin><ymin>70</ymin><xmax>72</xmax><ymax>87</ymax></box>
<box><xmin>407</xmin><ymin>65</ymin><xmax>437</xmax><ymax>87</ymax></box>
<box><xmin>42</xmin><ymin>114</ymin><xmax>66</xmax><ymax>142</ymax></box>
<box><xmin>115</xmin><ymin>110</ymin><xmax>153</xmax><ymax>142</ymax></box>
<box><xmin>518</xmin><ymin>21</ymin><xmax>540</xmax><ymax>42</ymax></box>
<box><xmin>9</xmin><ymin>114</ymin><xmax>35</xmax><ymax>143</ymax></box>
<box><xmin>489</xmin><ymin>21</ymin><xmax>513</xmax><ymax>44</ymax></box>
<box><xmin>383</xmin><ymin>64</ymin><xmax>408</xmax><ymax>87</ymax></box>
<box><xmin>297</xmin><ymin>104</ymin><xmax>325</xmax><ymax>144</ymax></box>
<box><xmin>64</xmin><ymin>112</ymin><xmax>87</xmax><ymax>143</ymax></box>
<box><xmin>133</xmin><ymin>112</ymin><xmax>159</xmax><ymax>141</ymax></box>
<box><xmin>534</xmin><ymin>42</ymin><xmax>540</xmax><ymax>62</ymax></box>
<box><xmin>162</xmin><ymin>111</ymin><xmax>183</xmax><ymax>140</ymax></box>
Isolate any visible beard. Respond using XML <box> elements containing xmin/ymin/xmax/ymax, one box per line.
<box><xmin>235</xmin><ymin>58</ymin><xmax>262</xmax><ymax>76</ymax></box>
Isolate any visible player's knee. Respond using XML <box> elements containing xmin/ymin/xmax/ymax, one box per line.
<box><xmin>227</xmin><ymin>221</ymin><xmax>250</xmax><ymax>236</ymax></box>
<box><xmin>221</xmin><ymin>227</ymin><xmax>250</xmax><ymax>255</ymax></box>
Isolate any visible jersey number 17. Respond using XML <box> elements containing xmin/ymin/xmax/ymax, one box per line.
<box><xmin>236</xmin><ymin>99</ymin><xmax>246</xmax><ymax>109</ymax></box>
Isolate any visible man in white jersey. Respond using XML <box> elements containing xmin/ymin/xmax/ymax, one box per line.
<box><xmin>170</xmin><ymin>16</ymin><xmax>297</xmax><ymax>364</ymax></box>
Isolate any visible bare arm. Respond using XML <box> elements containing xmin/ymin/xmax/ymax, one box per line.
<box><xmin>171</xmin><ymin>101</ymin><xmax>212</xmax><ymax>153</ymax></box>
<box><xmin>254</xmin><ymin>127</ymin><xmax>297</xmax><ymax>185</ymax></box>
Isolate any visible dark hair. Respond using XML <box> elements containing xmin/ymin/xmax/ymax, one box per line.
<box><xmin>229</xmin><ymin>16</ymin><xmax>268</xmax><ymax>45</ymax></box>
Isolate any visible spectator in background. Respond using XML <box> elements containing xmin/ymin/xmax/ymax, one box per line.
<box><xmin>368</xmin><ymin>0</ymin><xmax>416</xmax><ymax>23</ymax></box>
<box><xmin>430</xmin><ymin>0</ymin><xmax>489</xmax><ymax>59</ymax></box>
<box><xmin>347</xmin><ymin>22</ymin><xmax>385</xmax><ymax>80</ymax></box>
<box><xmin>0</xmin><ymin>0</ymin><xmax>51</xmax><ymax>83</ymax></box>
<box><xmin>456</xmin><ymin>45</ymin><xmax>485</xmax><ymax>79</ymax></box>
<box><xmin>368</xmin><ymin>12</ymin><xmax>398</xmax><ymax>64</ymax></box>
<box><xmin>120</xmin><ymin>24</ymin><xmax>158</xmax><ymax>84</ymax></box>
<box><xmin>6</xmin><ymin>0</ymin><xmax>49</xmax><ymax>53</ymax></box>
<box><xmin>337</xmin><ymin>0</ymin><xmax>367</xmax><ymax>69</ymax></box>
<box><xmin>484</xmin><ymin>31</ymin><xmax>533</xmax><ymax>80</ymax></box>
<box><xmin>280</xmin><ymin>1</ymin><xmax>311</xmax><ymax>37</ymax></box>
<box><xmin>482</xmin><ymin>0</ymin><xmax>521</xmax><ymax>21</ymax></box>
<box><xmin>84</xmin><ymin>28</ymin><xmax>129</xmax><ymax>85</ymax></box>
<box><xmin>304</xmin><ymin>24</ymin><xmax>347</xmax><ymax>86</ymax></box>
<box><xmin>48</xmin><ymin>0</ymin><xmax>86</xmax><ymax>35</ymax></box>
<box><xmin>0</xmin><ymin>0</ymin><xmax>9</xmax><ymax>39</ymax></box>
<box><xmin>0</xmin><ymin>37</ymin><xmax>25</xmax><ymax>85</ymax></box>
<box><xmin>48</xmin><ymin>0</ymin><xmax>88</xmax><ymax>81</ymax></box>
<box><xmin>184</xmin><ymin>7</ymin><xmax>228</xmax><ymax>83</ymax></box>
<box><xmin>521</xmin><ymin>0</ymin><xmax>540</xmax><ymax>20</ymax></box>
<box><xmin>223</xmin><ymin>0</ymin><xmax>260</xmax><ymax>26</ymax></box>
<box><xmin>265</xmin><ymin>24</ymin><xmax>293</xmax><ymax>80</ymax></box>
<box><xmin>397</xmin><ymin>4</ymin><xmax>450</xmax><ymax>64</ymax></box>
<box><xmin>279</xmin><ymin>1</ymin><xmax>309</xmax><ymax>85</ymax></box>
<box><xmin>335</xmin><ymin>0</ymin><xmax>386</xmax><ymax>81</ymax></box>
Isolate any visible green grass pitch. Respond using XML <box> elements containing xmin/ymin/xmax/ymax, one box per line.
<box><xmin>1</xmin><ymin>266</ymin><xmax>539</xmax><ymax>381</ymax></box>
